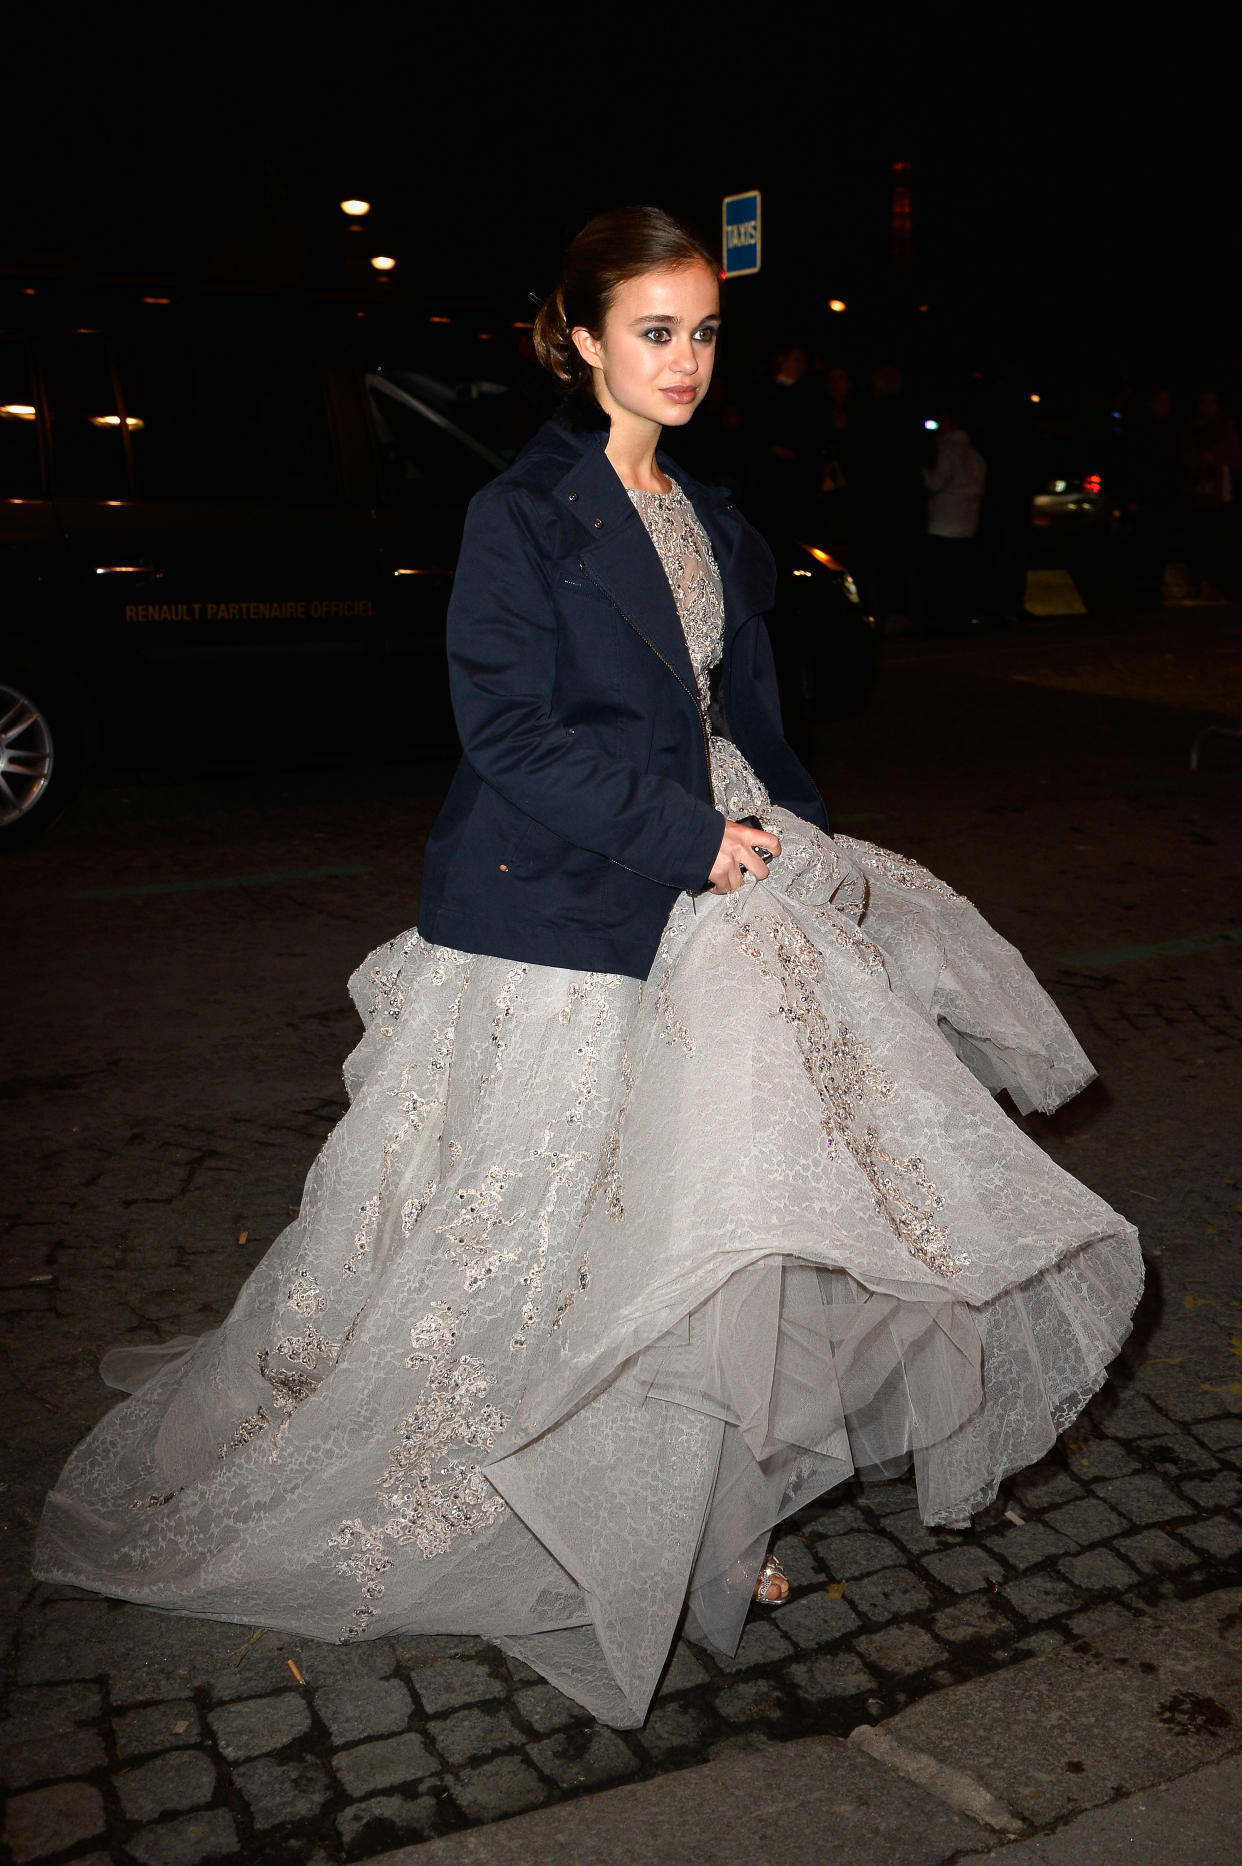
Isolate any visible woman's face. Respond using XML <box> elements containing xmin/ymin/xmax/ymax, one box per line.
<box><xmin>573</xmin><ymin>262</ymin><xmax>721</xmax><ymax>429</ymax></box>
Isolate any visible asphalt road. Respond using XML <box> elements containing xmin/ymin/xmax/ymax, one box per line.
<box><xmin>2</xmin><ymin>602</ymin><xmax>1241</xmax><ymax>1863</ymax></box>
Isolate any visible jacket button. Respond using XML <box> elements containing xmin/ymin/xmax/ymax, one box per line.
<box><xmin>593</xmin><ymin>516</ymin><xmax>604</xmax><ymax>527</ymax></box>
<box><xmin>568</xmin><ymin>491</ymin><xmax>579</xmax><ymax>501</ymax></box>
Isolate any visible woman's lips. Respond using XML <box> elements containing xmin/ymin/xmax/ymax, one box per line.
<box><xmin>660</xmin><ymin>387</ymin><xmax>697</xmax><ymax>403</ymax></box>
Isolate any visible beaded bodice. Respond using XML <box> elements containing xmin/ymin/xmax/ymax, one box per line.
<box><xmin>627</xmin><ymin>480</ymin><xmax>724</xmax><ymax>715</ymax></box>
<box><xmin>628</xmin><ymin>479</ymin><xmax>770</xmax><ymax>820</ymax></box>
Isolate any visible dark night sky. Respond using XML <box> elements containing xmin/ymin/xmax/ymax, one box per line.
<box><xmin>6</xmin><ymin>16</ymin><xmax>1239</xmax><ymax>384</ymax></box>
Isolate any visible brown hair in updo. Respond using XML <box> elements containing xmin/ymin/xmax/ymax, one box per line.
<box><xmin>532</xmin><ymin>205</ymin><xmax>719</xmax><ymax>392</ymax></box>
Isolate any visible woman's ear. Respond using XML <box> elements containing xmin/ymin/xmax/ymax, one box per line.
<box><xmin>571</xmin><ymin>326</ymin><xmax>602</xmax><ymax>372</ymax></box>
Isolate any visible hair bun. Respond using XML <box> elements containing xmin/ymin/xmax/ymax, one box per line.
<box><xmin>532</xmin><ymin>287</ymin><xmax>584</xmax><ymax>388</ymax></box>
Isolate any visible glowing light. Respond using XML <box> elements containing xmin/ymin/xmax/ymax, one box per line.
<box><xmin>94</xmin><ymin>565</ymin><xmax>148</xmax><ymax>574</ymax></box>
<box><xmin>1030</xmin><ymin>393</ymin><xmax>1041</xmax><ymax>403</ymax></box>
<box><xmin>918</xmin><ymin>304</ymin><xmax>931</xmax><ymax>313</ymax></box>
<box><xmin>792</xmin><ymin>568</ymin><xmax>813</xmax><ymax>578</ymax></box>
<box><xmin>924</xmin><ymin>419</ymin><xmax>939</xmax><ymax>431</ymax></box>
<box><xmin>828</xmin><ymin>299</ymin><xmax>846</xmax><ymax>313</ymax></box>
<box><xmin>88</xmin><ymin>414</ymin><xmax>144</xmax><ymax>430</ymax></box>
<box><xmin>141</xmin><ymin>296</ymin><xmax>171</xmax><ymax>305</ymax></box>
<box><xmin>799</xmin><ymin>543</ymin><xmax>847</xmax><ymax>571</ymax></box>
<box><xmin>511</xmin><ymin>320</ymin><xmax>534</xmax><ymax>329</ymax></box>
<box><xmin>0</xmin><ymin>403</ymin><xmax>36</xmax><ymax>421</ymax></box>
<box><xmin>1083</xmin><ymin>473</ymin><xmax>1101</xmax><ymax>494</ymax></box>
<box><xmin>428</xmin><ymin>315</ymin><xmax>451</xmax><ymax>324</ymax></box>
<box><xmin>370</xmin><ymin>254</ymin><xmax>396</xmax><ymax>272</ymax></box>
<box><xmin>341</xmin><ymin>199</ymin><xmax>371</xmax><ymax>216</ymax></box>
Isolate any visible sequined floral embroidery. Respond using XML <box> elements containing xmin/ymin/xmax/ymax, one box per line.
<box><xmin>730</xmin><ymin>905</ymin><xmax>964</xmax><ymax>1278</ymax></box>
<box><xmin>628</xmin><ymin>482</ymin><xmax>724</xmax><ymax>713</ymax></box>
<box><xmin>839</xmin><ymin>838</ymin><xmax>965</xmax><ymax>903</ymax></box>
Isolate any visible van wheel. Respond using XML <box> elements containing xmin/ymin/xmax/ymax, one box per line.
<box><xmin>0</xmin><ymin>670</ymin><xmax>91</xmax><ymax>843</ymax></box>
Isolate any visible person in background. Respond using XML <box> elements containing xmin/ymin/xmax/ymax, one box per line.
<box><xmin>974</xmin><ymin>372</ymin><xmax>1041</xmax><ymax>626</ymax></box>
<box><xmin>743</xmin><ymin>338</ymin><xmax>823</xmax><ymax>538</ymax></box>
<box><xmin>818</xmin><ymin>362</ymin><xmax>854</xmax><ymax>558</ymax></box>
<box><xmin>1178</xmin><ymin>388</ymin><xmax>1242</xmax><ymax>601</ymax></box>
<box><xmin>849</xmin><ymin>362</ymin><xmax>925</xmax><ymax>631</ymax></box>
<box><xmin>1119</xmin><ymin>385</ymin><xmax>1182</xmax><ymax>606</ymax></box>
<box><xmin>922</xmin><ymin>405</ymin><xmax>987</xmax><ymax>632</ymax></box>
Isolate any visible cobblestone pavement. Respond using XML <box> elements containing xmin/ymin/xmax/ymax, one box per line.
<box><xmin>3</xmin><ymin>608</ymin><xmax>1241</xmax><ymax>1863</ymax></box>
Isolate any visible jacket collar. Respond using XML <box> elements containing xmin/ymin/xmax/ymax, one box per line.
<box><xmin>545</xmin><ymin>416</ymin><xmax>777</xmax><ymax>660</ymax></box>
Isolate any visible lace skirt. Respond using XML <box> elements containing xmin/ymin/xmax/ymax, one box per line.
<box><xmin>35</xmin><ymin>784</ymin><xmax>1142</xmax><ymax>1728</ymax></box>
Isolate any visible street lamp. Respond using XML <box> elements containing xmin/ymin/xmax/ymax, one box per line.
<box><xmin>828</xmin><ymin>299</ymin><xmax>846</xmax><ymax>313</ymax></box>
<box><xmin>340</xmin><ymin>199</ymin><xmax>371</xmax><ymax>217</ymax></box>
<box><xmin>370</xmin><ymin>255</ymin><xmax>396</xmax><ymax>273</ymax></box>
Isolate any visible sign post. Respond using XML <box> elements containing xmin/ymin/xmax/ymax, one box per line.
<box><xmin>722</xmin><ymin>190</ymin><xmax>762</xmax><ymax>278</ymax></box>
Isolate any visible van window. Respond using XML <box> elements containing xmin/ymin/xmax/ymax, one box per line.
<box><xmin>0</xmin><ymin>339</ymin><xmax>42</xmax><ymax>498</ymax></box>
<box><xmin>367</xmin><ymin>379</ymin><xmax>497</xmax><ymax>505</ymax></box>
<box><xmin>40</xmin><ymin>334</ymin><xmax>131</xmax><ymax>499</ymax></box>
<box><xmin>113</xmin><ymin>334</ymin><xmax>338</xmax><ymax>503</ymax></box>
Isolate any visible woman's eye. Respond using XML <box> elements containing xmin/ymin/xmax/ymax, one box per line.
<box><xmin>694</xmin><ymin>326</ymin><xmax>719</xmax><ymax>344</ymax></box>
<box><xmin>642</xmin><ymin>327</ymin><xmax>671</xmax><ymax>343</ymax></box>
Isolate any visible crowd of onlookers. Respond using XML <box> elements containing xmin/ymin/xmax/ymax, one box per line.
<box><xmin>687</xmin><ymin>343</ymin><xmax>1242</xmax><ymax>633</ymax></box>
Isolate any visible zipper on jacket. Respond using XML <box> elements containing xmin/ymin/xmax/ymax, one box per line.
<box><xmin>578</xmin><ymin>559</ymin><xmax>714</xmax><ymax>778</ymax></box>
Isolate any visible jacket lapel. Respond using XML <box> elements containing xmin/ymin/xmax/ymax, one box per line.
<box><xmin>553</xmin><ymin>441</ymin><xmax>698</xmax><ymax>699</ymax></box>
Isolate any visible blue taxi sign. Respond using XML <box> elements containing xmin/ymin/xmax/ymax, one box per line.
<box><xmin>722</xmin><ymin>190</ymin><xmax>761</xmax><ymax>277</ymax></box>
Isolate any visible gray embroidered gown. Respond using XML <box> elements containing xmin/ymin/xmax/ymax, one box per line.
<box><xmin>36</xmin><ymin>481</ymin><xmax>1143</xmax><ymax>1728</ymax></box>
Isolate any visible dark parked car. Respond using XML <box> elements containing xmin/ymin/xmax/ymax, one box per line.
<box><xmin>1</xmin><ymin>276</ymin><xmax>868</xmax><ymax>840</ymax></box>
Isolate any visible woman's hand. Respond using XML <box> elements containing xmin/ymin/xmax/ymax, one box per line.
<box><xmin>707</xmin><ymin>821</ymin><xmax>781</xmax><ymax>893</ymax></box>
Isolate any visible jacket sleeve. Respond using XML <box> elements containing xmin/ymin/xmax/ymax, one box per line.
<box><xmin>445</xmin><ymin>481</ymin><xmax>725</xmax><ymax>891</ymax></box>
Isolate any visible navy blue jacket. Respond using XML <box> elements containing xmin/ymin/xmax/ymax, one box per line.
<box><xmin>417</xmin><ymin>411</ymin><xmax>828</xmax><ymax>980</ymax></box>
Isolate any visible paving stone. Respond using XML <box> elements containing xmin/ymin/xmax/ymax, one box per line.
<box><xmin>1042</xmin><ymin>1497</ymin><xmax>1130</xmax><ymax>1545</ymax></box>
<box><xmin>1093</xmin><ymin>1391</ymin><xmax>1171</xmax><ymax>1438</ymax></box>
<box><xmin>234</xmin><ymin>1755</ymin><xmax>331</xmax><ymax>1828</ymax></box>
<box><xmin>526</xmin><ymin>1726</ymin><xmax>640</xmax><ymax>1788</ymax></box>
<box><xmin>114</xmin><ymin>1749</ymin><xmax>216</xmax><ymax>1822</ymax></box>
<box><xmin>206</xmin><ymin>1632</ymin><xmax>397</xmax><ymax>1701</ymax></box>
<box><xmin>511</xmin><ymin>1684</ymin><xmax>591</xmax><ymax>1734</ymax></box>
<box><xmin>1007</xmin><ymin>1464</ymin><xmax>1085</xmax><ymax>1509</ymax></box>
<box><xmin>124</xmin><ymin>1808</ymin><xmax>239</xmax><ymax>1866</ymax></box>
<box><xmin>208</xmin><ymin>1691</ymin><xmax>310</xmax><ymax>1760</ymax></box>
<box><xmin>798</xmin><ymin>1502</ymin><xmax>867</xmax><ymax>1536</ymax></box>
<box><xmin>1192</xmin><ymin>1417</ymin><xmax>1242</xmax><ymax>1450</ymax></box>
<box><xmin>1118</xmin><ymin>1527</ymin><xmax>1201</xmax><ymax>1573</ymax></box>
<box><xmin>331</xmin><ymin>1732</ymin><xmax>437</xmax><ymax>1797</ymax></box>
<box><xmin>409</xmin><ymin>1658</ymin><xmax>505</xmax><ymax>1715</ymax></box>
<box><xmin>0</xmin><ymin>1682</ymin><xmax>101</xmax><ymax>1740</ymax></box>
<box><xmin>0</xmin><ymin>1728</ymin><xmax>106</xmax><ymax>1790</ymax></box>
<box><xmin>1141</xmin><ymin>1433</ymin><xmax>1221</xmax><ymax>1477</ymax></box>
<box><xmin>816</xmin><ymin>1532</ymin><xmax>902</xmax><ymax>1578</ymax></box>
<box><xmin>848</xmin><ymin>1566</ymin><xmax>933</xmax><ymax>1622</ymax></box>
<box><xmin>502</xmin><ymin>1658</ymin><xmax>542</xmax><ymax>1685</ymax></box>
<box><xmin>450</xmin><ymin>1755</ymin><xmax>547</xmax><ymax>1821</ymax></box>
<box><xmin>854</xmin><ymin>1624</ymin><xmax>948</xmax><ymax>1675</ymax></box>
<box><xmin>1178</xmin><ymin>1514</ymin><xmax>1242</xmax><ymax>1559</ymax></box>
<box><xmin>986</xmin><ymin>1520</ymin><xmax>1076</xmax><ymax>1568</ymax></box>
<box><xmin>3</xmin><ymin>1782</ymin><xmax>106</xmax><ymax>1861</ymax></box>
<box><xmin>1001</xmin><ymin>1572</ymin><xmax>1082</xmax><ymax>1622</ymax></box>
<box><xmin>115</xmin><ymin>1701</ymin><xmax>202</xmax><ymax>1760</ymax></box>
<box><xmin>711</xmin><ymin>1676</ymin><xmax>790</xmax><ymax>1724</ymax></box>
<box><xmin>787</xmin><ymin>1651</ymin><xmax>875</xmax><ymax>1700</ymax></box>
<box><xmin>428</xmin><ymin>1705</ymin><xmax>522</xmax><ymax>1766</ymax></box>
<box><xmin>711</xmin><ymin>1619</ymin><xmax>794</xmax><ymax>1672</ymax></box>
<box><xmin>1058</xmin><ymin>1547</ymin><xmax>1138</xmax><ymax>1591</ymax></box>
<box><xmin>313</xmin><ymin>1677</ymin><xmax>412</xmax><ymax>1745</ymax></box>
<box><xmin>771</xmin><ymin>1533</ymin><xmax>823</xmax><ymax>1586</ymax></box>
<box><xmin>1091</xmin><ymin>1472</ymin><xmax>1194</xmax><ymax>1524</ymax></box>
<box><xmin>880</xmin><ymin>1509</ymin><xmax>958</xmax><ymax>1555</ymax></box>
<box><xmin>921</xmin><ymin>1545</ymin><xmax>1003</xmax><ymax>1594</ymax></box>
<box><xmin>1138</xmin><ymin>1364</ymin><xmax>1238</xmax><ymax>1421</ymax></box>
<box><xmin>1012</xmin><ymin>1628</ymin><xmax>1068</xmax><ymax>1656</ymax></box>
<box><xmin>659</xmin><ymin>1641</ymin><xmax>711</xmax><ymax>1692</ymax></box>
<box><xmin>931</xmin><ymin>1598</ymin><xmax>1012</xmax><ymax>1645</ymax></box>
<box><xmin>776</xmin><ymin>1590</ymin><xmax>861</xmax><ymax>1647</ymax></box>
<box><xmin>337</xmin><ymin>1793</ymin><xmax>438</xmax><ymax>1854</ymax></box>
<box><xmin>1181</xmin><ymin>1471</ymin><xmax>1242</xmax><ymax>1509</ymax></box>
<box><xmin>638</xmin><ymin>1699</ymin><xmax>716</xmax><ymax>1760</ymax></box>
<box><xmin>389</xmin><ymin>1633</ymin><xmax>488</xmax><ymax>1667</ymax></box>
<box><xmin>861</xmin><ymin>1481</ymin><xmax>918</xmax><ymax>1514</ymax></box>
<box><xmin>1066</xmin><ymin>1601</ymin><xmax>1147</xmax><ymax>1643</ymax></box>
<box><xmin>1065</xmin><ymin>1437</ymin><xmax>1139</xmax><ymax>1480</ymax></box>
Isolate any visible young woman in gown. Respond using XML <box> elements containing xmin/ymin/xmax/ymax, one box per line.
<box><xmin>36</xmin><ymin>207</ymin><xmax>1143</xmax><ymax>1730</ymax></box>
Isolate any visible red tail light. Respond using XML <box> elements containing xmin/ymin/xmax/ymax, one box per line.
<box><xmin>1083</xmin><ymin>473</ymin><xmax>1101</xmax><ymax>494</ymax></box>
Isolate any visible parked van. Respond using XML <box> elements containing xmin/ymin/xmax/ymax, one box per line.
<box><xmin>1</xmin><ymin>274</ymin><xmax>869</xmax><ymax>839</ymax></box>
